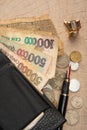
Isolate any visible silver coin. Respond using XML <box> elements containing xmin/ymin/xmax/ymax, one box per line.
<box><xmin>56</xmin><ymin>53</ymin><xmax>70</xmax><ymax>68</ymax></box>
<box><xmin>48</xmin><ymin>69</ymin><xmax>66</xmax><ymax>90</ymax></box>
<box><xmin>42</xmin><ymin>88</ymin><xmax>55</xmax><ymax>103</ymax></box>
<box><xmin>71</xmin><ymin>96</ymin><xmax>83</xmax><ymax>109</ymax></box>
<box><xmin>69</xmin><ymin>79</ymin><xmax>80</xmax><ymax>92</ymax></box>
<box><xmin>66</xmin><ymin>109</ymin><xmax>79</xmax><ymax>126</ymax></box>
<box><xmin>69</xmin><ymin>61</ymin><xmax>79</xmax><ymax>71</ymax></box>
<box><xmin>44</xmin><ymin>84</ymin><xmax>53</xmax><ymax>90</ymax></box>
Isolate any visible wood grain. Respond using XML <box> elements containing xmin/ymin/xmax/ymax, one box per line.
<box><xmin>0</xmin><ymin>0</ymin><xmax>87</xmax><ymax>130</ymax></box>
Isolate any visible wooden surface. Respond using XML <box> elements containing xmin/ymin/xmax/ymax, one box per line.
<box><xmin>0</xmin><ymin>0</ymin><xmax>87</xmax><ymax>130</ymax></box>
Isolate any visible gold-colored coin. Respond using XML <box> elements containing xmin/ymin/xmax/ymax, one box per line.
<box><xmin>70</xmin><ymin>51</ymin><xmax>82</xmax><ymax>62</ymax></box>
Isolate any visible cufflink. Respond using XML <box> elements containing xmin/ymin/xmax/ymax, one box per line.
<box><xmin>64</xmin><ymin>20</ymin><xmax>81</xmax><ymax>37</ymax></box>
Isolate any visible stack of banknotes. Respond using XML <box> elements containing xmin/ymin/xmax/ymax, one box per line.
<box><xmin>0</xmin><ymin>14</ymin><xmax>64</xmax><ymax>95</ymax></box>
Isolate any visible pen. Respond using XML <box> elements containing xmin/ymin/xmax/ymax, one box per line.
<box><xmin>57</xmin><ymin>66</ymin><xmax>71</xmax><ymax>130</ymax></box>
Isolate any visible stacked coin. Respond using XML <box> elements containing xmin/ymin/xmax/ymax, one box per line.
<box><xmin>57</xmin><ymin>53</ymin><xmax>70</xmax><ymax>69</ymax></box>
<box><xmin>67</xmin><ymin>50</ymin><xmax>83</xmax><ymax>127</ymax></box>
<box><xmin>48</xmin><ymin>69</ymin><xmax>66</xmax><ymax>90</ymax></box>
<box><xmin>42</xmin><ymin>53</ymin><xmax>70</xmax><ymax>106</ymax></box>
<box><xmin>42</xmin><ymin>84</ymin><xmax>55</xmax><ymax>104</ymax></box>
<box><xmin>69</xmin><ymin>51</ymin><xmax>82</xmax><ymax>92</ymax></box>
<box><xmin>48</xmin><ymin>53</ymin><xmax>69</xmax><ymax>90</ymax></box>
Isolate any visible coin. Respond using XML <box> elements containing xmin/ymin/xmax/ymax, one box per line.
<box><xmin>66</xmin><ymin>109</ymin><xmax>79</xmax><ymax>126</ymax></box>
<box><xmin>48</xmin><ymin>69</ymin><xmax>66</xmax><ymax>90</ymax></box>
<box><xmin>70</xmin><ymin>51</ymin><xmax>82</xmax><ymax>62</ymax></box>
<box><xmin>71</xmin><ymin>96</ymin><xmax>83</xmax><ymax>109</ymax></box>
<box><xmin>44</xmin><ymin>84</ymin><xmax>53</xmax><ymax>90</ymax></box>
<box><xmin>56</xmin><ymin>53</ymin><xmax>70</xmax><ymax>68</ymax></box>
<box><xmin>69</xmin><ymin>79</ymin><xmax>80</xmax><ymax>92</ymax></box>
<box><xmin>69</xmin><ymin>61</ymin><xmax>79</xmax><ymax>71</ymax></box>
<box><xmin>42</xmin><ymin>88</ymin><xmax>55</xmax><ymax>103</ymax></box>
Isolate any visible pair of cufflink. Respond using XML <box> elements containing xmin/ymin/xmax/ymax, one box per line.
<box><xmin>64</xmin><ymin>20</ymin><xmax>81</xmax><ymax>37</ymax></box>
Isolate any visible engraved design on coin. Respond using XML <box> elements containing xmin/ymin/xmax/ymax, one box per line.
<box><xmin>70</xmin><ymin>51</ymin><xmax>82</xmax><ymax>62</ymax></box>
<box><xmin>71</xmin><ymin>96</ymin><xmax>83</xmax><ymax>109</ymax></box>
<box><xmin>69</xmin><ymin>61</ymin><xmax>79</xmax><ymax>71</ymax></box>
<box><xmin>56</xmin><ymin>53</ymin><xmax>70</xmax><ymax>68</ymax></box>
<box><xmin>69</xmin><ymin>79</ymin><xmax>80</xmax><ymax>92</ymax></box>
<box><xmin>48</xmin><ymin>69</ymin><xmax>66</xmax><ymax>90</ymax></box>
<box><xmin>66</xmin><ymin>109</ymin><xmax>79</xmax><ymax>126</ymax></box>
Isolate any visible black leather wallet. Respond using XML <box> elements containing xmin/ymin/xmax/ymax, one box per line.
<box><xmin>0</xmin><ymin>51</ymin><xmax>66</xmax><ymax>130</ymax></box>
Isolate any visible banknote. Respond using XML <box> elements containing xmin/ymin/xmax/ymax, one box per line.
<box><xmin>0</xmin><ymin>27</ymin><xmax>58</xmax><ymax>55</ymax></box>
<box><xmin>0</xmin><ymin>27</ymin><xmax>59</xmax><ymax>78</ymax></box>
<box><xmin>0</xmin><ymin>42</ymin><xmax>50</xmax><ymax>94</ymax></box>
<box><xmin>0</xmin><ymin>36</ymin><xmax>52</xmax><ymax>76</ymax></box>
<box><xmin>0</xmin><ymin>15</ymin><xmax>64</xmax><ymax>55</ymax></box>
<box><xmin>0</xmin><ymin>15</ymin><xmax>57</xmax><ymax>35</ymax></box>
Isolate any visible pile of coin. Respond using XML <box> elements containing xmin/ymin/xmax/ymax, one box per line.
<box><xmin>43</xmin><ymin>53</ymin><xmax>69</xmax><ymax>90</ymax></box>
<box><xmin>65</xmin><ymin>50</ymin><xmax>83</xmax><ymax>126</ymax></box>
<box><xmin>42</xmin><ymin>84</ymin><xmax>57</xmax><ymax>106</ymax></box>
<box><xmin>42</xmin><ymin>53</ymin><xmax>70</xmax><ymax>105</ymax></box>
<box><xmin>47</xmin><ymin>69</ymin><xmax>66</xmax><ymax>90</ymax></box>
<box><xmin>51</xmin><ymin>53</ymin><xmax>69</xmax><ymax>90</ymax></box>
<box><xmin>69</xmin><ymin>51</ymin><xmax>82</xmax><ymax>93</ymax></box>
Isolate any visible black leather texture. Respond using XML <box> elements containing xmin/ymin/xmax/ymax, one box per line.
<box><xmin>32</xmin><ymin>108</ymin><xmax>66</xmax><ymax>130</ymax></box>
